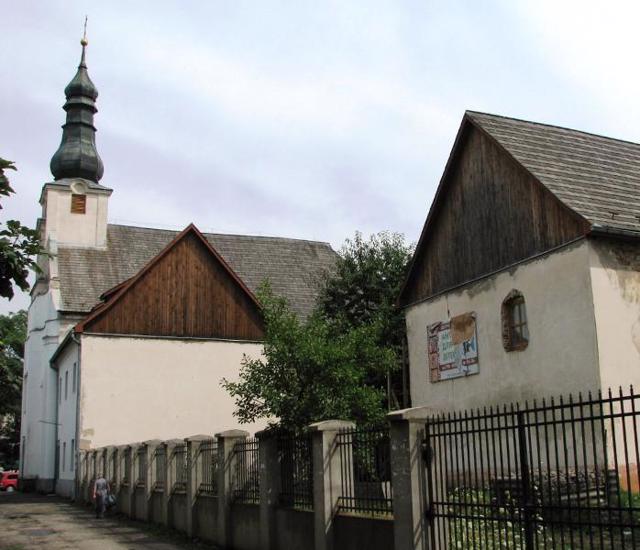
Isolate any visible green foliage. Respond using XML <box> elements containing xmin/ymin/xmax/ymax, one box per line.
<box><xmin>0</xmin><ymin>310</ymin><xmax>26</xmax><ymax>467</ymax></box>
<box><xmin>0</xmin><ymin>157</ymin><xmax>45</xmax><ymax>299</ymax></box>
<box><xmin>318</xmin><ymin>231</ymin><xmax>413</xmax><ymax>351</ymax></box>
<box><xmin>222</xmin><ymin>285</ymin><xmax>396</xmax><ymax>433</ymax></box>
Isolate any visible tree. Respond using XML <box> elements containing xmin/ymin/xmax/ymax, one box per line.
<box><xmin>317</xmin><ymin>231</ymin><xmax>414</xmax><ymax>407</ymax></box>
<box><xmin>0</xmin><ymin>310</ymin><xmax>26</xmax><ymax>467</ymax></box>
<box><xmin>0</xmin><ymin>158</ymin><xmax>44</xmax><ymax>299</ymax></box>
<box><xmin>222</xmin><ymin>285</ymin><xmax>396</xmax><ymax>433</ymax></box>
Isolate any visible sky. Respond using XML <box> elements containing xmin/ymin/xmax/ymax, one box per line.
<box><xmin>2</xmin><ymin>0</ymin><xmax>640</xmax><ymax>314</ymax></box>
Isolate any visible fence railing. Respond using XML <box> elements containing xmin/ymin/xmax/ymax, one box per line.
<box><xmin>233</xmin><ymin>438</ymin><xmax>260</xmax><ymax>504</ymax></box>
<box><xmin>278</xmin><ymin>433</ymin><xmax>313</xmax><ymax>509</ymax></box>
<box><xmin>154</xmin><ymin>446</ymin><xmax>166</xmax><ymax>491</ymax></box>
<box><xmin>336</xmin><ymin>426</ymin><xmax>393</xmax><ymax>516</ymax></box>
<box><xmin>424</xmin><ymin>387</ymin><xmax>640</xmax><ymax>550</ymax></box>
<box><xmin>136</xmin><ymin>445</ymin><xmax>147</xmax><ymax>488</ymax></box>
<box><xmin>171</xmin><ymin>443</ymin><xmax>188</xmax><ymax>493</ymax></box>
<box><xmin>197</xmin><ymin>439</ymin><xmax>218</xmax><ymax>496</ymax></box>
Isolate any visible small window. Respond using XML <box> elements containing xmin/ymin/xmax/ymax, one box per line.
<box><xmin>72</xmin><ymin>363</ymin><xmax>77</xmax><ymax>393</ymax></box>
<box><xmin>58</xmin><ymin>377</ymin><xmax>62</xmax><ymax>404</ymax></box>
<box><xmin>71</xmin><ymin>439</ymin><xmax>75</xmax><ymax>471</ymax></box>
<box><xmin>65</xmin><ymin>371</ymin><xmax>68</xmax><ymax>400</ymax></box>
<box><xmin>63</xmin><ymin>441</ymin><xmax>67</xmax><ymax>471</ymax></box>
<box><xmin>502</xmin><ymin>290</ymin><xmax>529</xmax><ymax>352</ymax></box>
<box><xmin>70</xmin><ymin>194</ymin><xmax>86</xmax><ymax>214</ymax></box>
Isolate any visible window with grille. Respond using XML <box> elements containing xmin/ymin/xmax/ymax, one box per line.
<box><xmin>501</xmin><ymin>290</ymin><xmax>529</xmax><ymax>351</ymax></box>
<box><xmin>70</xmin><ymin>193</ymin><xmax>86</xmax><ymax>214</ymax></box>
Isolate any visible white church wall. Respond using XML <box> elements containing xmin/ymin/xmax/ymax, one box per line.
<box><xmin>77</xmin><ymin>335</ymin><xmax>266</xmax><ymax>449</ymax></box>
<box><xmin>52</xmin><ymin>340</ymin><xmax>80</xmax><ymax>499</ymax></box>
<box><xmin>405</xmin><ymin>240</ymin><xmax>601</xmax><ymax>414</ymax></box>
<box><xmin>20</xmin><ymin>291</ymin><xmax>61</xmax><ymax>491</ymax></box>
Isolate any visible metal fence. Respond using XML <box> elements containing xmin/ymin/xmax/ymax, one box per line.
<box><xmin>154</xmin><ymin>446</ymin><xmax>166</xmax><ymax>491</ymax></box>
<box><xmin>122</xmin><ymin>447</ymin><xmax>131</xmax><ymax>486</ymax></box>
<box><xmin>233</xmin><ymin>438</ymin><xmax>260</xmax><ymax>504</ymax></box>
<box><xmin>136</xmin><ymin>446</ymin><xmax>147</xmax><ymax>487</ymax></box>
<box><xmin>197</xmin><ymin>439</ymin><xmax>219</xmax><ymax>496</ymax></box>
<box><xmin>278</xmin><ymin>433</ymin><xmax>313</xmax><ymax>509</ymax></box>
<box><xmin>171</xmin><ymin>443</ymin><xmax>188</xmax><ymax>493</ymax></box>
<box><xmin>423</xmin><ymin>387</ymin><xmax>640</xmax><ymax>550</ymax></box>
<box><xmin>336</xmin><ymin>426</ymin><xmax>393</xmax><ymax>516</ymax></box>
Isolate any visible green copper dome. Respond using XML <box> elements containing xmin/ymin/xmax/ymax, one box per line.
<box><xmin>50</xmin><ymin>41</ymin><xmax>104</xmax><ymax>182</ymax></box>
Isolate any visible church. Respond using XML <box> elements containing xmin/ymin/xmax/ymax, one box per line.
<box><xmin>20</xmin><ymin>39</ymin><xmax>337</xmax><ymax>496</ymax></box>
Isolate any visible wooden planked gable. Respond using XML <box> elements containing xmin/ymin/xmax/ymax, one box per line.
<box><xmin>77</xmin><ymin>225</ymin><xmax>264</xmax><ymax>340</ymax></box>
<box><xmin>400</xmin><ymin>119</ymin><xmax>590</xmax><ymax>307</ymax></box>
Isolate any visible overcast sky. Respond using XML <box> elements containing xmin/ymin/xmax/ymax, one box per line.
<box><xmin>2</xmin><ymin>0</ymin><xmax>640</xmax><ymax>314</ymax></box>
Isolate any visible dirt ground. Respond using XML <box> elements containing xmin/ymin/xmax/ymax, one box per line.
<box><xmin>0</xmin><ymin>491</ymin><xmax>218</xmax><ymax>549</ymax></box>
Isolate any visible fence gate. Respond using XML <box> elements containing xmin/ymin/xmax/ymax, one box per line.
<box><xmin>423</xmin><ymin>389</ymin><xmax>640</xmax><ymax>549</ymax></box>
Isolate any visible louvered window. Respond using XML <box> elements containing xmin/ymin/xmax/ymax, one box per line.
<box><xmin>70</xmin><ymin>193</ymin><xmax>86</xmax><ymax>214</ymax></box>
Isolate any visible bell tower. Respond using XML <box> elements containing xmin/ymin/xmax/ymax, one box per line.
<box><xmin>41</xmin><ymin>31</ymin><xmax>112</xmax><ymax>249</ymax></box>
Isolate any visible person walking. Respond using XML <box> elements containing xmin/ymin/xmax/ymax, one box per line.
<box><xmin>92</xmin><ymin>474</ymin><xmax>110</xmax><ymax>519</ymax></box>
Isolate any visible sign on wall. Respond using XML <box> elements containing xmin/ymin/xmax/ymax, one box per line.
<box><xmin>428</xmin><ymin>312</ymin><xmax>479</xmax><ymax>382</ymax></box>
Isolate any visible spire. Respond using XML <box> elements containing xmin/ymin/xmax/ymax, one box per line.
<box><xmin>50</xmin><ymin>20</ymin><xmax>104</xmax><ymax>183</ymax></box>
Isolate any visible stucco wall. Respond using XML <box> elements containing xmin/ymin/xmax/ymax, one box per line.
<box><xmin>406</xmin><ymin>240</ymin><xmax>601</xmax><ymax>412</ymax></box>
<box><xmin>78</xmin><ymin>335</ymin><xmax>266</xmax><ymax>448</ymax></box>
<box><xmin>589</xmin><ymin>239</ymin><xmax>640</xmax><ymax>392</ymax></box>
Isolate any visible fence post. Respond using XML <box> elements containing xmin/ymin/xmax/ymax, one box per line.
<box><xmin>185</xmin><ymin>435</ymin><xmax>212</xmax><ymax>537</ymax></box>
<box><xmin>388</xmin><ymin>406</ymin><xmax>440</xmax><ymax>550</ymax></box>
<box><xmin>309</xmin><ymin>420</ymin><xmax>355</xmax><ymax>550</ymax></box>
<box><xmin>257</xmin><ymin>429</ymin><xmax>280</xmax><ymax>550</ymax></box>
<box><xmin>216</xmin><ymin>429</ymin><xmax>249</xmax><ymax>549</ymax></box>
<box><xmin>76</xmin><ymin>450</ymin><xmax>85</xmax><ymax>503</ymax></box>
<box><xmin>128</xmin><ymin>443</ymin><xmax>139</xmax><ymax>518</ymax></box>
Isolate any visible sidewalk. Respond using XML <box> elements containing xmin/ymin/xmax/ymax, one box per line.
<box><xmin>0</xmin><ymin>492</ymin><xmax>217</xmax><ymax>549</ymax></box>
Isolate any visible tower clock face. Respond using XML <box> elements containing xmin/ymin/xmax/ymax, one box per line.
<box><xmin>70</xmin><ymin>181</ymin><xmax>88</xmax><ymax>195</ymax></box>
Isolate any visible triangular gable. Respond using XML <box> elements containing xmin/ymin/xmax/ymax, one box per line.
<box><xmin>76</xmin><ymin>224</ymin><xmax>264</xmax><ymax>340</ymax></box>
<box><xmin>399</xmin><ymin>112</ymin><xmax>590</xmax><ymax>307</ymax></box>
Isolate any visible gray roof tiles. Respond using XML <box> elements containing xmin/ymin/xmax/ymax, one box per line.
<box><xmin>56</xmin><ymin>224</ymin><xmax>337</xmax><ymax>319</ymax></box>
<box><xmin>467</xmin><ymin>111</ymin><xmax>640</xmax><ymax>233</ymax></box>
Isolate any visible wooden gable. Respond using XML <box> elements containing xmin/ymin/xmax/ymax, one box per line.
<box><xmin>400</xmin><ymin>118</ymin><xmax>590</xmax><ymax>307</ymax></box>
<box><xmin>77</xmin><ymin>225</ymin><xmax>264</xmax><ymax>340</ymax></box>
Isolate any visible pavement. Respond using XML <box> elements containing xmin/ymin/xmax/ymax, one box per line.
<box><xmin>0</xmin><ymin>492</ymin><xmax>218</xmax><ymax>549</ymax></box>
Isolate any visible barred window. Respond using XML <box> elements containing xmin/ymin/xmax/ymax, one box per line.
<box><xmin>501</xmin><ymin>290</ymin><xmax>529</xmax><ymax>352</ymax></box>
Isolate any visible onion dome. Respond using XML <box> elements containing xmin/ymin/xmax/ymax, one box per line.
<box><xmin>50</xmin><ymin>37</ymin><xmax>104</xmax><ymax>182</ymax></box>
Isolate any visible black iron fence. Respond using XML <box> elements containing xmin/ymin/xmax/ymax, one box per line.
<box><xmin>336</xmin><ymin>426</ymin><xmax>393</xmax><ymax>516</ymax></box>
<box><xmin>279</xmin><ymin>433</ymin><xmax>313</xmax><ymax>509</ymax></box>
<box><xmin>136</xmin><ymin>446</ymin><xmax>147</xmax><ymax>487</ymax></box>
<box><xmin>154</xmin><ymin>446</ymin><xmax>166</xmax><ymax>491</ymax></box>
<box><xmin>233</xmin><ymin>438</ymin><xmax>260</xmax><ymax>504</ymax></box>
<box><xmin>423</xmin><ymin>387</ymin><xmax>640</xmax><ymax>550</ymax></box>
<box><xmin>172</xmin><ymin>443</ymin><xmax>188</xmax><ymax>493</ymax></box>
<box><xmin>197</xmin><ymin>439</ymin><xmax>219</xmax><ymax>496</ymax></box>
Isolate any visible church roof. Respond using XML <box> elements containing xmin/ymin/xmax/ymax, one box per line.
<box><xmin>56</xmin><ymin>223</ymin><xmax>337</xmax><ymax>320</ymax></box>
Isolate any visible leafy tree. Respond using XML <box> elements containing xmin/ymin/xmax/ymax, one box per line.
<box><xmin>222</xmin><ymin>285</ymin><xmax>396</xmax><ymax>433</ymax></box>
<box><xmin>0</xmin><ymin>310</ymin><xmax>26</xmax><ymax>467</ymax></box>
<box><xmin>317</xmin><ymin>231</ymin><xmax>414</xmax><ymax>407</ymax></box>
<box><xmin>0</xmin><ymin>158</ymin><xmax>44</xmax><ymax>299</ymax></box>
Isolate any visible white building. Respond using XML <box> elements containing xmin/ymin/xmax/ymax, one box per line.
<box><xmin>20</xmin><ymin>41</ymin><xmax>336</xmax><ymax>496</ymax></box>
<box><xmin>400</xmin><ymin>111</ymin><xmax>640</xmax><ymax>412</ymax></box>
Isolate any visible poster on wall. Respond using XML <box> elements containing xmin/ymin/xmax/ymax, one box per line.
<box><xmin>427</xmin><ymin>312</ymin><xmax>479</xmax><ymax>382</ymax></box>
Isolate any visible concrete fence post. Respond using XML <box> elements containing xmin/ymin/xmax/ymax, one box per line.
<box><xmin>185</xmin><ymin>435</ymin><xmax>212</xmax><ymax>537</ymax></box>
<box><xmin>105</xmin><ymin>446</ymin><xmax>116</xmax><ymax>497</ymax></box>
<box><xmin>216</xmin><ymin>429</ymin><xmax>249</xmax><ymax>549</ymax></box>
<box><xmin>309</xmin><ymin>420</ymin><xmax>355</xmax><ymax>550</ymax></box>
<box><xmin>76</xmin><ymin>450</ymin><xmax>85</xmax><ymax>503</ymax></box>
<box><xmin>388</xmin><ymin>406</ymin><xmax>444</xmax><ymax>550</ymax></box>
<box><xmin>127</xmin><ymin>443</ymin><xmax>139</xmax><ymax>518</ymax></box>
<box><xmin>257</xmin><ymin>429</ymin><xmax>281</xmax><ymax>550</ymax></box>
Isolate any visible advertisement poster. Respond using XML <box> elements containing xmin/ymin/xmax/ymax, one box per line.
<box><xmin>428</xmin><ymin>312</ymin><xmax>479</xmax><ymax>382</ymax></box>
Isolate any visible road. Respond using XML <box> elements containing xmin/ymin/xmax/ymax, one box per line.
<box><xmin>0</xmin><ymin>492</ymin><xmax>217</xmax><ymax>549</ymax></box>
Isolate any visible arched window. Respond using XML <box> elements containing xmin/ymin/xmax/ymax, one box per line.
<box><xmin>502</xmin><ymin>290</ymin><xmax>529</xmax><ymax>351</ymax></box>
